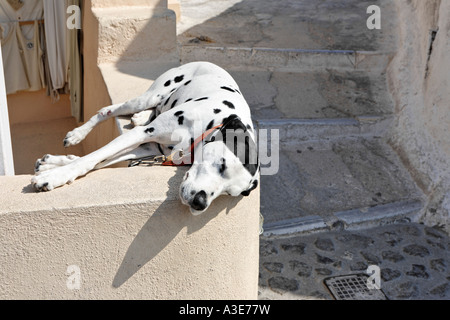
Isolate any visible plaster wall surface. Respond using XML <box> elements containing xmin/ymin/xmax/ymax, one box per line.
<box><xmin>0</xmin><ymin>167</ymin><xmax>260</xmax><ymax>299</ymax></box>
<box><xmin>387</xmin><ymin>0</ymin><xmax>450</xmax><ymax>232</ymax></box>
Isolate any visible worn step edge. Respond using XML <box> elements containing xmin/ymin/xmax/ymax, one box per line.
<box><xmin>262</xmin><ymin>215</ymin><xmax>328</xmax><ymax>238</ymax></box>
<box><xmin>334</xmin><ymin>199</ymin><xmax>424</xmax><ymax>229</ymax></box>
<box><xmin>181</xmin><ymin>46</ymin><xmax>395</xmax><ymax>72</ymax></box>
<box><xmin>262</xmin><ymin>199</ymin><xmax>424</xmax><ymax>238</ymax></box>
<box><xmin>255</xmin><ymin>116</ymin><xmax>393</xmax><ymax>143</ymax></box>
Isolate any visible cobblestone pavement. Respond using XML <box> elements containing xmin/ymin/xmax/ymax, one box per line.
<box><xmin>259</xmin><ymin>223</ymin><xmax>450</xmax><ymax>300</ymax></box>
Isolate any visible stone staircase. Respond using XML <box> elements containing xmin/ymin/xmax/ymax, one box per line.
<box><xmin>90</xmin><ymin>0</ymin><xmax>426</xmax><ymax>235</ymax></box>
<box><xmin>83</xmin><ymin>0</ymin><xmax>446</xmax><ymax>300</ymax></box>
<box><xmin>82</xmin><ymin>0</ymin><xmax>447</xmax><ymax>300</ymax></box>
<box><xmin>173</xmin><ymin>0</ymin><xmax>450</xmax><ymax>300</ymax></box>
<box><xmin>177</xmin><ymin>0</ymin><xmax>425</xmax><ymax>236</ymax></box>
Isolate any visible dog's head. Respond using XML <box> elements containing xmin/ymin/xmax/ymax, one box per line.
<box><xmin>179</xmin><ymin>115</ymin><xmax>260</xmax><ymax>215</ymax></box>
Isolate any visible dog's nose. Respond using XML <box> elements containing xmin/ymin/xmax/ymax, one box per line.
<box><xmin>191</xmin><ymin>191</ymin><xmax>207</xmax><ymax>211</ymax></box>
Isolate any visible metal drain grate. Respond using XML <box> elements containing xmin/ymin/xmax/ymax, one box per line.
<box><xmin>324</xmin><ymin>274</ymin><xmax>388</xmax><ymax>300</ymax></box>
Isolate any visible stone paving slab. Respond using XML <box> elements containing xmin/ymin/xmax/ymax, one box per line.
<box><xmin>229</xmin><ymin>69</ymin><xmax>393</xmax><ymax>120</ymax></box>
<box><xmin>260</xmin><ymin>137</ymin><xmax>422</xmax><ymax>224</ymax></box>
<box><xmin>177</xmin><ymin>0</ymin><xmax>397</xmax><ymax>52</ymax></box>
<box><xmin>259</xmin><ymin>223</ymin><xmax>450</xmax><ymax>300</ymax></box>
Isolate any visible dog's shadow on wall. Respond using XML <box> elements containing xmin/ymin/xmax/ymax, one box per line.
<box><xmin>112</xmin><ymin>167</ymin><xmax>241</xmax><ymax>289</ymax></box>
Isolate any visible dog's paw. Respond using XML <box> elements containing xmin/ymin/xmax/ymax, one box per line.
<box><xmin>31</xmin><ymin>175</ymin><xmax>54</xmax><ymax>192</ymax></box>
<box><xmin>35</xmin><ymin>155</ymin><xmax>80</xmax><ymax>174</ymax></box>
<box><xmin>31</xmin><ymin>167</ymin><xmax>76</xmax><ymax>192</ymax></box>
<box><xmin>64</xmin><ymin>128</ymin><xmax>86</xmax><ymax>147</ymax></box>
<box><xmin>31</xmin><ymin>173</ymin><xmax>56</xmax><ymax>192</ymax></box>
<box><xmin>131</xmin><ymin>110</ymin><xmax>152</xmax><ymax>127</ymax></box>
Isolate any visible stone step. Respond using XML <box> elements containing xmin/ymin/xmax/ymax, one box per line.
<box><xmin>92</xmin><ymin>6</ymin><xmax>178</xmax><ymax>64</ymax></box>
<box><xmin>262</xmin><ymin>199</ymin><xmax>423</xmax><ymax>237</ymax></box>
<box><xmin>259</xmin><ymin>137</ymin><xmax>423</xmax><ymax>225</ymax></box>
<box><xmin>177</xmin><ymin>0</ymin><xmax>397</xmax><ymax>53</ymax></box>
<box><xmin>256</xmin><ymin>117</ymin><xmax>392</xmax><ymax>143</ymax></box>
<box><xmin>229</xmin><ymin>69</ymin><xmax>393</xmax><ymax>121</ymax></box>
<box><xmin>181</xmin><ymin>47</ymin><xmax>393</xmax><ymax>73</ymax></box>
<box><xmin>99</xmin><ymin>61</ymin><xmax>180</xmax><ymax>104</ymax></box>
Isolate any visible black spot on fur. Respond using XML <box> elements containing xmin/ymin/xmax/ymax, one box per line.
<box><xmin>206</xmin><ymin>120</ymin><xmax>215</xmax><ymax>130</ymax></box>
<box><xmin>174</xmin><ymin>111</ymin><xmax>184</xmax><ymax>117</ymax></box>
<box><xmin>241</xmin><ymin>180</ymin><xmax>258</xmax><ymax>197</ymax></box>
<box><xmin>175</xmin><ymin>75</ymin><xmax>185</xmax><ymax>83</ymax></box>
<box><xmin>171</xmin><ymin>100</ymin><xmax>178</xmax><ymax>109</ymax></box>
<box><xmin>195</xmin><ymin>97</ymin><xmax>209</xmax><ymax>102</ymax></box>
<box><xmin>145</xmin><ymin>127</ymin><xmax>155</xmax><ymax>134</ymax></box>
<box><xmin>244</xmin><ymin>138</ymin><xmax>259</xmax><ymax>176</ymax></box>
<box><xmin>185</xmin><ymin>98</ymin><xmax>193</xmax><ymax>103</ymax></box>
<box><xmin>219</xmin><ymin>158</ymin><xmax>227</xmax><ymax>175</ymax></box>
<box><xmin>178</xmin><ymin>116</ymin><xmax>185</xmax><ymax>126</ymax></box>
<box><xmin>184</xmin><ymin>80</ymin><xmax>192</xmax><ymax>86</ymax></box>
<box><xmin>221</xmin><ymin>86</ymin><xmax>236</xmax><ymax>93</ymax></box>
<box><xmin>164</xmin><ymin>98</ymin><xmax>170</xmax><ymax>106</ymax></box>
<box><xmin>214</xmin><ymin>109</ymin><xmax>222</xmax><ymax>114</ymax></box>
<box><xmin>223</xmin><ymin>100</ymin><xmax>235</xmax><ymax>109</ymax></box>
<box><xmin>164</xmin><ymin>80</ymin><xmax>171</xmax><ymax>87</ymax></box>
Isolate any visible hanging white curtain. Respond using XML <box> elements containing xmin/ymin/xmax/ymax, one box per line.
<box><xmin>43</xmin><ymin>0</ymin><xmax>68</xmax><ymax>98</ymax></box>
<box><xmin>66</xmin><ymin>0</ymin><xmax>82</xmax><ymax>123</ymax></box>
<box><xmin>43</xmin><ymin>0</ymin><xmax>82</xmax><ymax>122</ymax></box>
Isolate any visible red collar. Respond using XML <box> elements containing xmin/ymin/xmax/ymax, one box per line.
<box><xmin>162</xmin><ymin>124</ymin><xmax>224</xmax><ymax>166</ymax></box>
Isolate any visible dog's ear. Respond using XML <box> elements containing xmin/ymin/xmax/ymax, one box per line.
<box><xmin>221</xmin><ymin>114</ymin><xmax>247</xmax><ymax>133</ymax></box>
<box><xmin>241</xmin><ymin>180</ymin><xmax>258</xmax><ymax>197</ymax></box>
<box><xmin>219</xmin><ymin>114</ymin><xmax>248</xmax><ymax>146</ymax></box>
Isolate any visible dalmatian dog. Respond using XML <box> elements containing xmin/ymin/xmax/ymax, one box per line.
<box><xmin>32</xmin><ymin>61</ymin><xmax>260</xmax><ymax>215</ymax></box>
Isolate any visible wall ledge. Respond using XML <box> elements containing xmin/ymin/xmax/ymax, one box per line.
<box><xmin>0</xmin><ymin>167</ymin><xmax>260</xmax><ymax>299</ymax></box>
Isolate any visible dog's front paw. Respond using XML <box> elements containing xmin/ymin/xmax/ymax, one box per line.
<box><xmin>31</xmin><ymin>174</ymin><xmax>58</xmax><ymax>192</ymax></box>
<box><xmin>31</xmin><ymin>167</ymin><xmax>77</xmax><ymax>192</ymax></box>
<box><xmin>31</xmin><ymin>176</ymin><xmax>54</xmax><ymax>192</ymax></box>
<box><xmin>64</xmin><ymin>128</ymin><xmax>87</xmax><ymax>147</ymax></box>
<box><xmin>35</xmin><ymin>154</ymin><xmax>80</xmax><ymax>174</ymax></box>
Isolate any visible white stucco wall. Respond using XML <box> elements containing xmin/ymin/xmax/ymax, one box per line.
<box><xmin>0</xmin><ymin>167</ymin><xmax>260</xmax><ymax>299</ymax></box>
<box><xmin>387</xmin><ymin>0</ymin><xmax>449</xmax><ymax>233</ymax></box>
